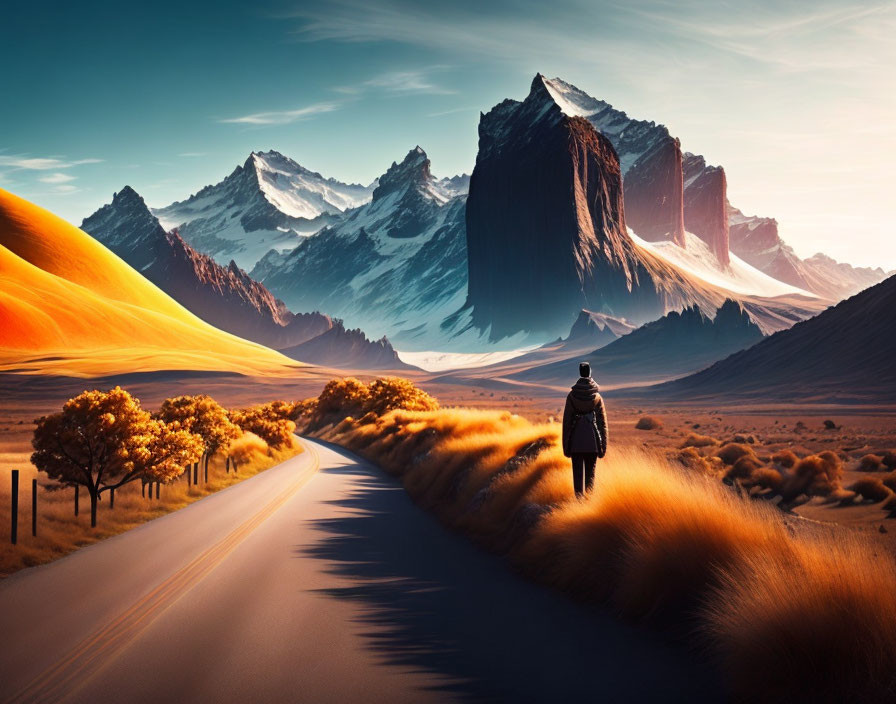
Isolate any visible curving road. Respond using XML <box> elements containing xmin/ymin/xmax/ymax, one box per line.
<box><xmin>0</xmin><ymin>439</ymin><xmax>723</xmax><ymax>703</ymax></box>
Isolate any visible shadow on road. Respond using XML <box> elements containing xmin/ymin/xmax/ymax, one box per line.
<box><xmin>297</xmin><ymin>442</ymin><xmax>725</xmax><ymax>703</ymax></box>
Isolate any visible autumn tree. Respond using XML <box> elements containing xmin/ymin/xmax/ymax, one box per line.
<box><xmin>154</xmin><ymin>395</ymin><xmax>241</xmax><ymax>476</ymax></box>
<box><xmin>230</xmin><ymin>402</ymin><xmax>296</xmax><ymax>451</ymax></box>
<box><xmin>32</xmin><ymin>387</ymin><xmax>202</xmax><ymax>527</ymax></box>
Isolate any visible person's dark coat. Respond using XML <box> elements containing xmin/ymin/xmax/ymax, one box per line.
<box><xmin>562</xmin><ymin>376</ymin><xmax>608</xmax><ymax>458</ymax></box>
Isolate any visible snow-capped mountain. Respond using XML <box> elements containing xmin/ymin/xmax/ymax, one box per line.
<box><xmin>153</xmin><ymin>151</ymin><xmax>375</xmax><ymax>269</ymax></box>
<box><xmin>541</xmin><ymin>75</ymin><xmax>887</xmax><ymax>298</ymax></box>
<box><xmin>250</xmin><ymin>147</ymin><xmax>469</xmax><ymax>350</ymax></box>
<box><xmin>81</xmin><ymin>186</ymin><xmax>334</xmax><ymax>350</ymax></box>
<box><xmin>459</xmin><ymin>74</ymin><xmax>823</xmax><ymax>341</ymax></box>
<box><xmin>728</xmin><ymin>206</ymin><xmax>891</xmax><ymax>299</ymax></box>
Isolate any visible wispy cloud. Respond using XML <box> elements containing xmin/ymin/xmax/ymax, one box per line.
<box><xmin>219</xmin><ymin>101</ymin><xmax>339</xmax><ymax>125</ymax></box>
<box><xmin>38</xmin><ymin>172</ymin><xmax>76</xmax><ymax>184</ymax></box>
<box><xmin>0</xmin><ymin>154</ymin><xmax>102</xmax><ymax>170</ymax></box>
<box><xmin>337</xmin><ymin>68</ymin><xmax>455</xmax><ymax>96</ymax></box>
<box><xmin>178</xmin><ymin>152</ymin><xmax>206</xmax><ymax>157</ymax></box>
<box><xmin>52</xmin><ymin>184</ymin><xmax>79</xmax><ymax>194</ymax></box>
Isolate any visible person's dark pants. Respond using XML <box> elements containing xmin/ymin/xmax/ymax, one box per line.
<box><xmin>571</xmin><ymin>453</ymin><xmax>597</xmax><ymax>497</ymax></box>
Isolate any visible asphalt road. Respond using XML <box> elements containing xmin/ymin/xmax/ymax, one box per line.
<box><xmin>0</xmin><ymin>438</ymin><xmax>723</xmax><ymax>703</ymax></box>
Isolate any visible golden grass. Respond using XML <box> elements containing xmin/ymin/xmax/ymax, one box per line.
<box><xmin>316</xmin><ymin>406</ymin><xmax>896</xmax><ymax>701</ymax></box>
<box><xmin>0</xmin><ymin>434</ymin><xmax>301</xmax><ymax>577</ymax></box>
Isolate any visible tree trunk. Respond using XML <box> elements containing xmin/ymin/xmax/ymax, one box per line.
<box><xmin>142</xmin><ymin>482</ymin><xmax>146</xmax><ymax>498</ymax></box>
<box><xmin>89</xmin><ymin>489</ymin><xmax>98</xmax><ymax>528</ymax></box>
<box><xmin>156</xmin><ymin>482</ymin><xmax>160</xmax><ymax>500</ymax></box>
<box><xmin>204</xmin><ymin>454</ymin><xmax>210</xmax><ymax>483</ymax></box>
<box><xmin>193</xmin><ymin>461</ymin><xmax>199</xmax><ymax>484</ymax></box>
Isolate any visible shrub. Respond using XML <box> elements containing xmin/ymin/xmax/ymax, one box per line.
<box><xmin>305</xmin><ymin>377</ymin><xmax>438</xmax><ymax>430</ymax></box>
<box><xmin>228</xmin><ymin>432</ymin><xmax>269</xmax><ymax>468</ymax></box>
<box><xmin>849</xmin><ymin>477</ymin><xmax>893</xmax><ymax>503</ymax></box>
<box><xmin>779</xmin><ymin>451</ymin><xmax>843</xmax><ymax>501</ymax></box>
<box><xmin>674</xmin><ymin>447</ymin><xmax>718</xmax><ymax>477</ymax></box>
<box><xmin>635</xmin><ymin>416</ymin><xmax>663</xmax><ymax>430</ymax></box>
<box><xmin>230</xmin><ymin>402</ymin><xmax>297</xmax><ymax>450</ymax></box>
<box><xmin>744</xmin><ymin>467</ymin><xmax>783</xmax><ymax>492</ymax></box>
<box><xmin>717</xmin><ymin>443</ymin><xmax>754</xmax><ymax>466</ymax></box>
<box><xmin>680</xmin><ymin>432</ymin><xmax>719</xmax><ymax>449</ymax></box>
<box><xmin>882</xmin><ymin>451</ymin><xmax>896</xmax><ymax>470</ymax></box>
<box><xmin>771</xmin><ymin>450</ymin><xmax>799</xmax><ymax>469</ymax></box>
<box><xmin>726</xmin><ymin>455</ymin><xmax>764</xmax><ymax>481</ymax></box>
<box><xmin>882</xmin><ymin>472</ymin><xmax>896</xmax><ymax>493</ymax></box>
<box><xmin>859</xmin><ymin>454</ymin><xmax>884</xmax><ymax>472</ymax></box>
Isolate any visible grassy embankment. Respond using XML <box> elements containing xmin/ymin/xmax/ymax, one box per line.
<box><xmin>301</xmin><ymin>378</ymin><xmax>896</xmax><ymax>703</ymax></box>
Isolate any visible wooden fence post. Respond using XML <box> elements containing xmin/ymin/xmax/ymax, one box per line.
<box><xmin>11</xmin><ymin>470</ymin><xmax>19</xmax><ymax>545</ymax></box>
<box><xmin>75</xmin><ymin>485</ymin><xmax>79</xmax><ymax>517</ymax></box>
<box><xmin>32</xmin><ymin>479</ymin><xmax>37</xmax><ymax>537</ymax></box>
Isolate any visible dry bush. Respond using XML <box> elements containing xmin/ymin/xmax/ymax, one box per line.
<box><xmin>230</xmin><ymin>402</ymin><xmax>297</xmax><ymax>450</ymax></box>
<box><xmin>779</xmin><ymin>451</ymin><xmax>843</xmax><ymax>501</ymax></box>
<box><xmin>881</xmin><ymin>472</ymin><xmax>896</xmax><ymax>493</ymax></box>
<box><xmin>744</xmin><ymin>467</ymin><xmax>784</xmax><ymax>492</ymax></box>
<box><xmin>771</xmin><ymin>449</ymin><xmax>799</xmax><ymax>469</ymax></box>
<box><xmin>674</xmin><ymin>447</ymin><xmax>719</xmax><ymax>477</ymax></box>
<box><xmin>315</xmin><ymin>406</ymin><xmax>896</xmax><ymax>700</ymax></box>
<box><xmin>305</xmin><ymin>377</ymin><xmax>438</xmax><ymax>430</ymax></box>
<box><xmin>849</xmin><ymin>477</ymin><xmax>893</xmax><ymax>504</ymax></box>
<box><xmin>882</xmin><ymin>451</ymin><xmax>896</xmax><ymax>470</ymax></box>
<box><xmin>680</xmin><ymin>433</ymin><xmax>719</xmax><ymax>449</ymax></box>
<box><xmin>717</xmin><ymin>443</ymin><xmax>754</xmax><ymax>466</ymax></box>
<box><xmin>725</xmin><ymin>455</ymin><xmax>764</xmax><ymax>481</ymax></box>
<box><xmin>635</xmin><ymin>416</ymin><xmax>663</xmax><ymax>430</ymax></box>
<box><xmin>228</xmin><ymin>432</ymin><xmax>270</xmax><ymax>467</ymax></box>
<box><xmin>859</xmin><ymin>454</ymin><xmax>884</xmax><ymax>472</ymax></box>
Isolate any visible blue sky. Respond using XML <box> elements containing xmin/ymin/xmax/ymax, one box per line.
<box><xmin>2</xmin><ymin>0</ymin><xmax>894</xmax><ymax>268</ymax></box>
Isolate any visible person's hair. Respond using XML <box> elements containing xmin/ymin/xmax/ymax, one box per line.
<box><xmin>579</xmin><ymin>362</ymin><xmax>591</xmax><ymax>378</ymax></box>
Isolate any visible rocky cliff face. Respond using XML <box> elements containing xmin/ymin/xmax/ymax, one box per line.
<box><xmin>82</xmin><ymin>187</ymin><xmax>333</xmax><ymax>350</ymax></box>
<box><xmin>623</xmin><ymin>136</ymin><xmax>686</xmax><ymax>246</ymax></box>
<box><xmin>683</xmin><ymin>154</ymin><xmax>730</xmax><ymax>265</ymax></box>
<box><xmin>540</xmin><ymin>77</ymin><xmax>686</xmax><ymax>247</ymax></box>
<box><xmin>463</xmin><ymin>74</ymin><xmax>723</xmax><ymax>340</ymax></box>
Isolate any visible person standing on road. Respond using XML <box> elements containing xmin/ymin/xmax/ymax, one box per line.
<box><xmin>562</xmin><ymin>362</ymin><xmax>608</xmax><ymax>498</ymax></box>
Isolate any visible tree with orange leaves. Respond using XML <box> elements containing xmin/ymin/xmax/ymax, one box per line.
<box><xmin>154</xmin><ymin>394</ymin><xmax>242</xmax><ymax>476</ymax></box>
<box><xmin>32</xmin><ymin>387</ymin><xmax>202</xmax><ymax>527</ymax></box>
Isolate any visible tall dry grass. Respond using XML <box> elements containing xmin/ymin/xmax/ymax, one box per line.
<box><xmin>0</xmin><ymin>433</ymin><xmax>300</xmax><ymax>577</ymax></box>
<box><xmin>317</xmin><ymin>407</ymin><xmax>896</xmax><ymax>702</ymax></box>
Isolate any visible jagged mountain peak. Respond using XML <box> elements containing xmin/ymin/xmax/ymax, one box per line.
<box><xmin>373</xmin><ymin>146</ymin><xmax>433</xmax><ymax>200</ymax></box>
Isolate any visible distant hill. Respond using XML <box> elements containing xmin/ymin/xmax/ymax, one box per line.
<box><xmin>512</xmin><ymin>299</ymin><xmax>763</xmax><ymax>388</ymax></box>
<box><xmin>642</xmin><ymin>275</ymin><xmax>896</xmax><ymax>403</ymax></box>
<box><xmin>0</xmin><ymin>188</ymin><xmax>302</xmax><ymax>378</ymax></box>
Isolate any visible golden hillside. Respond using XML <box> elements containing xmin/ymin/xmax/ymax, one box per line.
<box><xmin>0</xmin><ymin>189</ymin><xmax>307</xmax><ymax>377</ymax></box>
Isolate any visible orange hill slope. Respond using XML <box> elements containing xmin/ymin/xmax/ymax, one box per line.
<box><xmin>0</xmin><ymin>189</ymin><xmax>307</xmax><ymax>377</ymax></box>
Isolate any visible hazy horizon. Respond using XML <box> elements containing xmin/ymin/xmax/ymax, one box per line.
<box><xmin>1</xmin><ymin>0</ymin><xmax>893</xmax><ymax>269</ymax></box>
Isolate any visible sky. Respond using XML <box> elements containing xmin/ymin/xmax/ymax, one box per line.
<box><xmin>1</xmin><ymin>0</ymin><xmax>894</xmax><ymax>269</ymax></box>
